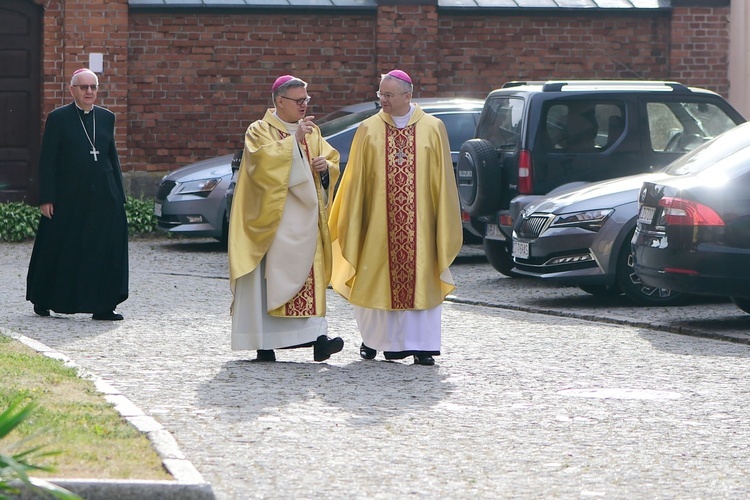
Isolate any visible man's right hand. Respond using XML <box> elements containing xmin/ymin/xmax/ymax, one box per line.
<box><xmin>40</xmin><ymin>203</ymin><xmax>54</xmax><ymax>219</ymax></box>
<box><xmin>295</xmin><ymin>116</ymin><xmax>316</xmax><ymax>142</ymax></box>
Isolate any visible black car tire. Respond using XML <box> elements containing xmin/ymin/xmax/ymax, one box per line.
<box><xmin>218</xmin><ymin>210</ymin><xmax>229</xmax><ymax>248</ymax></box>
<box><xmin>731</xmin><ymin>297</ymin><xmax>750</xmax><ymax>315</ymax></box>
<box><xmin>578</xmin><ymin>284</ymin><xmax>622</xmax><ymax>297</ymax></box>
<box><xmin>616</xmin><ymin>232</ymin><xmax>688</xmax><ymax>306</ymax></box>
<box><xmin>483</xmin><ymin>238</ymin><xmax>515</xmax><ymax>277</ymax></box>
<box><xmin>456</xmin><ymin>139</ymin><xmax>502</xmax><ymax>216</ymax></box>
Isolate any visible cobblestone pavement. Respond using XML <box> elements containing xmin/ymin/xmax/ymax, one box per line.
<box><xmin>2</xmin><ymin>238</ymin><xmax>750</xmax><ymax>499</ymax></box>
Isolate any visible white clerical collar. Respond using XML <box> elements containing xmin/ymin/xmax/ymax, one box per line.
<box><xmin>390</xmin><ymin>104</ymin><xmax>415</xmax><ymax>129</ymax></box>
<box><xmin>273</xmin><ymin>112</ymin><xmax>300</xmax><ymax>133</ymax></box>
<box><xmin>75</xmin><ymin>103</ymin><xmax>94</xmax><ymax>114</ymax></box>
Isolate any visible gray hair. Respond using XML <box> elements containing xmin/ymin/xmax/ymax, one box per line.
<box><xmin>380</xmin><ymin>74</ymin><xmax>413</xmax><ymax>94</ymax></box>
<box><xmin>272</xmin><ymin>77</ymin><xmax>308</xmax><ymax>102</ymax></box>
<box><xmin>70</xmin><ymin>69</ymin><xmax>99</xmax><ymax>87</ymax></box>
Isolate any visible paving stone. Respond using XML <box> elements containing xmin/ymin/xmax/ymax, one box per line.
<box><xmin>2</xmin><ymin>238</ymin><xmax>750</xmax><ymax>499</ymax></box>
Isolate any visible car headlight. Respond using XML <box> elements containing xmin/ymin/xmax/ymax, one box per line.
<box><xmin>174</xmin><ymin>178</ymin><xmax>221</xmax><ymax>197</ymax></box>
<box><xmin>549</xmin><ymin>209</ymin><xmax>613</xmax><ymax>231</ymax></box>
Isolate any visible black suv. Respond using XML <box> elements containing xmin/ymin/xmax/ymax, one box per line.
<box><xmin>456</xmin><ymin>80</ymin><xmax>745</xmax><ymax>275</ymax></box>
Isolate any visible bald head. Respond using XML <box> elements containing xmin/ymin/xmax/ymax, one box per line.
<box><xmin>71</xmin><ymin>68</ymin><xmax>99</xmax><ymax>87</ymax></box>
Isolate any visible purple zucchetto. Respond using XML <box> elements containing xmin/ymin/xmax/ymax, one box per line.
<box><xmin>386</xmin><ymin>69</ymin><xmax>412</xmax><ymax>84</ymax></box>
<box><xmin>271</xmin><ymin>75</ymin><xmax>295</xmax><ymax>92</ymax></box>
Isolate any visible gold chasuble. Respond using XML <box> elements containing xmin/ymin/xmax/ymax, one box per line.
<box><xmin>329</xmin><ymin>106</ymin><xmax>462</xmax><ymax>311</ymax></box>
<box><xmin>228</xmin><ymin>110</ymin><xmax>339</xmax><ymax>320</ymax></box>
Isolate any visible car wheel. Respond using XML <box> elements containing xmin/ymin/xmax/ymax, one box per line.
<box><xmin>483</xmin><ymin>238</ymin><xmax>514</xmax><ymax>277</ymax></box>
<box><xmin>578</xmin><ymin>284</ymin><xmax>622</xmax><ymax>297</ymax></box>
<box><xmin>731</xmin><ymin>297</ymin><xmax>750</xmax><ymax>314</ymax></box>
<box><xmin>615</xmin><ymin>232</ymin><xmax>688</xmax><ymax>306</ymax></box>
<box><xmin>456</xmin><ymin>139</ymin><xmax>502</xmax><ymax>216</ymax></box>
<box><xmin>218</xmin><ymin>210</ymin><xmax>229</xmax><ymax>248</ymax></box>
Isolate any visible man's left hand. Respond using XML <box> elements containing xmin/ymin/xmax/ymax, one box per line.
<box><xmin>311</xmin><ymin>156</ymin><xmax>328</xmax><ymax>173</ymax></box>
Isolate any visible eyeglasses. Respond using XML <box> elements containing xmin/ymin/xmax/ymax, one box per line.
<box><xmin>279</xmin><ymin>95</ymin><xmax>311</xmax><ymax>106</ymax></box>
<box><xmin>377</xmin><ymin>91</ymin><xmax>409</xmax><ymax>100</ymax></box>
<box><xmin>76</xmin><ymin>84</ymin><xmax>98</xmax><ymax>91</ymax></box>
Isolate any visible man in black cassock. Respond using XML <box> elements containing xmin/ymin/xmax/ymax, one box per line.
<box><xmin>26</xmin><ymin>68</ymin><xmax>129</xmax><ymax>321</ymax></box>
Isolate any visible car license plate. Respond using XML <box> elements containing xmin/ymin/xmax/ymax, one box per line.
<box><xmin>512</xmin><ymin>240</ymin><xmax>529</xmax><ymax>259</ymax></box>
<box><xmin>154</xmin><ymin>203</ymin><xmax>162</xmax><ymax>217</ymax></box>
<box><xmin>637</xmin><ymin>205</ymin><xmax>655</xmax><ymax>224</ymax></box>
<box><xmin>485</xmin><ymin>223</ymin><xmax>506</xmax><ymax>241</ymax></box>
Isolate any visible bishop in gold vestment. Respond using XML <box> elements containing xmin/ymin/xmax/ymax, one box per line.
<box><xmin>228</xmin><ymin>75</ymin><xmax>342</xmax><ymax>362</ymax></box>
<box><xmin>328</xmin><ymin>70</ymin><xmax>463</xmax><ymax>366</ymax></box>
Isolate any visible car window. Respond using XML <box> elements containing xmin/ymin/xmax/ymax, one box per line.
<box><xmin>541</xmin><ymin>101</ymin><xmax>625</xmax><ymax>152</ymax></box>
<box><xmin>326</xmin><ymin>128</ymin><xmax>357</xmax><ymax>156</ymax></box>
<box><xmin>435</xmin><ymin>112</ymin><xmax>478</xmax><ymax>152</ymax></box>
<box><xmin>646</xmin><ymin>101</ymin><xmax>738</xmax><ymax>153</ymax></box>
<box><xmin>476</xmin><ymin>97</ymin><xmax>524</xmax><ymax>149</ymax></box>
<box><xmin>319</xmin><ymin>109</ymin><xmax>379</xmax><ymax>137</ymax></box>
<box><xmin>663</xmin><ymin>124</ymin><xmax>750</xmax><ymax>177</ymax></box>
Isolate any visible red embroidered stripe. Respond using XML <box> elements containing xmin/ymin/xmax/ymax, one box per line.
<box><xmin>384</xmin><ymin>124</ymin><xmax>417</xmax><ymax>309</ymax></box>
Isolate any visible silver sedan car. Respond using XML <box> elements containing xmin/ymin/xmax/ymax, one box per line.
<box><xmin>153</xmin><ymin>151</ymin><xmax>241</xmax><ymax>244</ymax></box>
<box><xmin>510</xmin><ymin>172</ymin><xmax>687</xmax><ymax>305</ymax></box>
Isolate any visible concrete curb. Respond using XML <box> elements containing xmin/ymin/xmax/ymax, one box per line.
<box><xmin>1</xmin><ymin>329</ymin><xmax>215</xmax><ymax>500</ymax></box>
<box><xmin>445</xmin><ymin>295</ymin><xmax>750</xmax><ymax>345</ymax></box>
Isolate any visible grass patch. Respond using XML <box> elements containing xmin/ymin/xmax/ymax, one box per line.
<box><xmin>0</xmin><ymin>334</ymin><xmax>172</xmax><ymax>480</ymax></box>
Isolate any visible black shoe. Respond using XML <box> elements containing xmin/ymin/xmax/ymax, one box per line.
<box><xmin>255</xmin><ymin>350</ymin><xmax>276</xmax><ymax>362</ymax></box>
<box><xmin>33</xmin><ymin>304</ymin><xmax>50</xmax><ymax>317</ymax></box>
<box><xmin>359</xmin><ymin>343</ymin><xmax>376</xmax><ymax>360</ymax></box>
<box><xmin>413</xmin><ymin>354</ymin><xmax>435</xmax><ymax>366</ymax></box>
<box><xmin>92</xmin><ymin>311</ymin><xmax>124</xmax><ymax>321</ymax></box>
<box><xmin>314</xmin><ymin>335</ymin><xmax>344</xmax><ymax>362</ymax></box>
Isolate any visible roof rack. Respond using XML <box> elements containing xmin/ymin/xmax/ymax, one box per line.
<box><xmin>541</xmin><ymin>81</ymin><xmax>690</xmax><ymax>93</ymax></box>
<box><xmin>502</xmin><ymin>81</ymin><xmax>546</xmax><ymax>88</ymax></box>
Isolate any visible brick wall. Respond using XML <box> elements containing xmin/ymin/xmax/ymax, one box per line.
<box><xmin>127</xmin><ymin>11</ymin><xmax>377</xmax><ymax>171</ymax></box>
<box><xmin>669</xmin><ymin>6</ymin><xmax>731</xmax><ymax>96</ymax></box>
<box><xmin>34</xmin><ymin>2</ymin><xmax>732</xmax><ymax>178</ymax></box>
<box><xmin>437</xmin><ymin>13</ymin><xmax>672</xmax><ymax>96</ymax></box>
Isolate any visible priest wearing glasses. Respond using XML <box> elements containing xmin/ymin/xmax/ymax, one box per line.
<box><xmin>228</xmin><ymin>75</ymin><xmax>343</xmax><ymax>362</ymax></box>
<box><xmin>27</xmin><ymin>68</ymin><xmax>129</xmax><ymax>321</ymax></box>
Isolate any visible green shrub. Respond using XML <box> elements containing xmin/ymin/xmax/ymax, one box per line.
<box><xmin>125</xmin><ymin>196</ymin><xmax>157</xmax><ymax>236</ymax></box>
<box><xmin>0</xmin><ymin>197</ymin><xmax>157</xmax><ymax>242</ymax></box>
<box><xmin>0</xmin><ymin>202</ymin><xmax>39</xmax><ymax>243</ymax></box>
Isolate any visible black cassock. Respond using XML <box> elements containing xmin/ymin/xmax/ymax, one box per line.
<box><xmin>26</xmin><ymin>103</ymin><xmax>129</xmax><ymax>314</ymax></box>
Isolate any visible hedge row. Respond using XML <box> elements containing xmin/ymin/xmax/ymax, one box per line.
<box><xmin>0</xmin><ymin>197</ymin><xmax>157</xmax><ymax>242</ymax></box>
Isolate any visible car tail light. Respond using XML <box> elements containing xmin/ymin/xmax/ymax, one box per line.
<box><xmin>499</xmin><ymin>214</ymin><xmax>514</xmax><ymax>226</ymax></box>
<box><xmin>517</xmin><ymin>149</ymin><xmax>532</xmax><ymax>194</ymax></box>
<box><xmin>658</xmin><ymin>197</ymin><xmax>725</xmax><ymax>226</ymax></box>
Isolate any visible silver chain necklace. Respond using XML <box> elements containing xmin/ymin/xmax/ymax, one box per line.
<box><xmin>77</xmin><ymin>107</ymin><xmax>100</xmax><ymax>162</ymax></box>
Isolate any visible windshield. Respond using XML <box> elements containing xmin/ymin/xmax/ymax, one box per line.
<box><xmin>663</xmin><ymin>123</ymin><xmax>750</xmax><ymax>177</ymax></box>
<box><xmin>319</xmin><ymin>109</ymin><xmax>380</xmax><ymax>137</ymax></box>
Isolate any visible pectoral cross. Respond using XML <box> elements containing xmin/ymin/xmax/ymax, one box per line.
<box><xmin>394</xmin><ymin>151</ymin><xmax>408</xmax><ymax>166</ymax></box>
<box><xmin>90</xmin><ymin>148</ymin><xmax>100</xmax><ymax>162</ymax></box>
